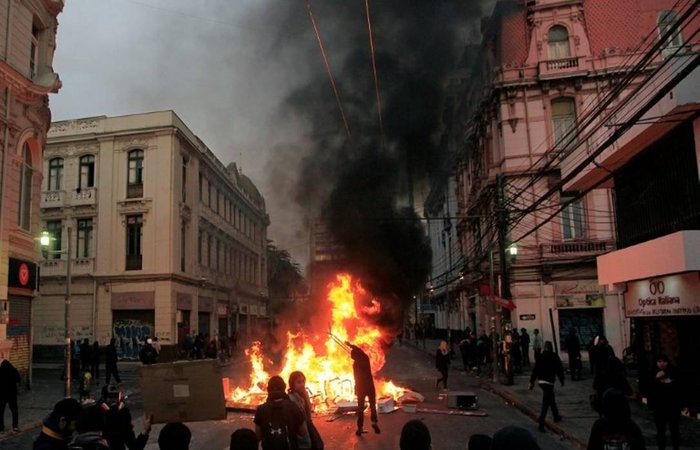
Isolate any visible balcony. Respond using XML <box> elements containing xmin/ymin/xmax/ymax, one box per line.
<box><xmin>541</xmin><ymin>239</ymin><xmax>615</xmax><ymax>259</ymax></box>
<box><xmin>39</xmin><ymin>258</ymin><xmax>95</xmax><ymax>277</ymax></box>
<box><xmin>72</xmin><ymin>187</ymin><xmax>96</xmax><ymax>206</ymax></box>
<box><xmin>41</xmin><ymin>191</ymin><xmax>64</xmax><ymax>209</ymax></box>
<box><xmin>539</xmin><ymin>56</ymin><xmax>587</xmax><ymax>80</ymax></box>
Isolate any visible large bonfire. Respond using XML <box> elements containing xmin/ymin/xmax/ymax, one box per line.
<box><xmin>229</xmin><ymin>273</ymin><xmax>407</xmax><ymax>411</ymax></box>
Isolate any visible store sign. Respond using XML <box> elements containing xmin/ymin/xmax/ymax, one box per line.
<box><xmin>554</xmin><ymin>281</ymin><xmax>605</xmax><ymax>309</ymax></box>
<box><xmin>625</xmin><ymin>272</ymin><xmax>700</xmax><ymax>317</ymax></box>
<box><xmin>8</xmin><ymin>258</ymin><xmax>37</xmax><ymax>290</ymax></box>
<box><xmin>519</xmin><ymin>314</ymin><xmax>536</xmax><ymax>321</ymax></box>
<box><xmin>111</xmin><ymin>292</ymin><xmax>155</xmax><ymax>310</ymax></box>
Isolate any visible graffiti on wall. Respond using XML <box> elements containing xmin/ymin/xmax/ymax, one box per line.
<box><xmin>113</xmin><ymin>319</ymin><xmax>153</xmax><ymax>360</ymax></box>
<box><xmin>38</xmin><ymin>325</ymin><xmax>94</xmax><ymax>345</ymax></box>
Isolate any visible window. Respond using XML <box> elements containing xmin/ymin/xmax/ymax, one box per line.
<box><xmin>547</xmin><ymin>26</ymin><xmax>570</xmax><ymax>60</ymax></box>
<box><xmin>126</xmin><ymin>215</ymin><xmax>143</xmax><ymax>270</ymax></box>
<box><xmin>18</xmin><ymin>144</ymin><xmax>32</xmax><ymax>230</ymax></box>
<box><xmin>551</xmin><ymin>98</ymin><xmax>577</xmax><ymax>152</ymax></box>
<box><xmin>79</xmin><ymin>155</ymin><xmax>95</xmax><ymax>189</ymax></box>
<box><xmin>181</xmin><ymin>157</ymin><xmax>187</xmax><ymax>203</ymax></box>
<box><xmin>199</xmin><ymin>172</ymin><xmax>203</xmax><ymax>202</ymax></box>
<box><xmin>30</xmin><ymin>21</ymin><xmax>40</xmax><ymax>78</ymax></box>
<box><xmin>658</xmin><ymin>11</ymin><xmax>683</xmax><ymax>57</ymax></box>
<box><xmin>77</xmin><ymin>219</ymin><xmax>93</xmax><ymax>258</ymax></box>
<box><xmin>181</xmin><ymin>222</ymin><xmax>186</xmax><ymax>272</ymax></box>
<box><xmin>48</xmin><ymin>157</ymin><xmax>63</xmax><ymax>191</ymax></box>
<box><xmin>208</xmin><ymin>234</ymin><xmax>213</xmax><ymax>268</ymax></box>
<box><xmin>45</xmin><ymin>220</ymin><xmax>62</xmax><ymax>259</ymax></box>
<box><xmin>561</xmin><ymin>195</ymin><xmax>585</xmax><ymax>240</ymax></box>
<box><xmin>198</xmin><ymin>230</ymin><xmax>203</xmax><ymax>265</ymax></box>
<box><xmin>127</xmin><ymin>150</ymin><xmax>144</xmax><ymax>198</ymax></box>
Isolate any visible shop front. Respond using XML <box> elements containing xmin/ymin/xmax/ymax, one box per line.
<box><xmin>554</xmin><ymin>281</ymin><xmax>606</xmax><ymax>353</ymax></box>
<box><xmin>7</xmin><ymin>258</ymin><xmax>38</xmax><ymax>381</ymax></box>
<box><xmin>198</xmin><ymin>296</ymin><xmax>213</xmax><ymax>337</ymax></box>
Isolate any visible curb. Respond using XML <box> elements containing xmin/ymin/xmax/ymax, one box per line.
<box><xmin>476</xmin><ymin>380</ymin><xmax>586</xmax><ymax>449</ymax></box>
<box><xmin>0</xmin><ymin>420</ymin><xmax>43</xmax><ymax>442</ymax></box>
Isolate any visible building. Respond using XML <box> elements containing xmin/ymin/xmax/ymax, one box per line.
<box><xmin>0</xmin><ymin>0</ymin><xmax>63</xmax><ymax>380</ymax></box>
<box><xmin>446</xmin><ymin>0</ymin><xmax>696</xmax><ymax>357</ymax></box>
<box><xmin>35</xmin><ymin>111</ymin><xmax>269</xmax><ymax>361</ymax></box>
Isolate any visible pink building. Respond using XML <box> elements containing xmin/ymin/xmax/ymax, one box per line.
<box><xmin>450</xmin><ymin>0</ymin><xmax>698</xmax><ymax>360</ymax></box>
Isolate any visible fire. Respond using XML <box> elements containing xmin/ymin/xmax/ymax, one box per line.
<box><xmin>229</xmin><ymin>273</ymin><xmax>407</xmax><ymax>411</ymax></box>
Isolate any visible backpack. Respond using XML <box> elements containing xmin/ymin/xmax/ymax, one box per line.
<box><xmin>262</xmin><ymin>403</ymin><xmax>292</xmax><ymax>450</ymax></box>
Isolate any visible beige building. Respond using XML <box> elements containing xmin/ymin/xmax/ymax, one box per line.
<box><xmin>0</xmin><ymin>0</ymin><xmax>63</xmax><ymax>379</ymax></box>
<box><xmin>36</xmin><ymin>111</ymin><xmax>269</xmax><ymax>361</ymax></box>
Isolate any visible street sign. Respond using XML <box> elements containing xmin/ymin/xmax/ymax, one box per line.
<box><xmin>519</xmin><ymin>314</ymin><xmax>536</xmax><ymax>321</ymax></box>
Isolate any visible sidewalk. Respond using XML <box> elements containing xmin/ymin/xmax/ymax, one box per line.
<box><xmin>0</xmin><ymin>362</ymin><xmax>142</xmax><ymax>442</ymax></box>
<box><xmin>411</xmin><ymin>338</ymin><xmax>700</xmax><ymax>449</ymax></box>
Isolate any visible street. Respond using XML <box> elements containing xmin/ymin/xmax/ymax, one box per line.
<box><xmin>1</xmin><ymin>343</ymin><xmax>573</xmax><ymax>450</ymax></box>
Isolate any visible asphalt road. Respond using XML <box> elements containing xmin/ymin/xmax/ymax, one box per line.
<box><xmin>5</xmin><ymin>344</ymin><xmax>577</xmax><ymax>450</ymax></box>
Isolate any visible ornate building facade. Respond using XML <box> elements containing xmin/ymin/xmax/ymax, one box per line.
<box><xmin>0</xmin><ymin>0</ymin><xmax>63</xmax><ymax>381</ymax></box>
<box><xmin>36</xmin><ymin>111</ymin><xmax>269</xmax><ymax>361</ymax></box>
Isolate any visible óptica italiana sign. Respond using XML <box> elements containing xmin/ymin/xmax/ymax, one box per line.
<box><xmin>624</xmin><ymin>272</ymin><xmax>700</xmax><ymax>317</ymax></box>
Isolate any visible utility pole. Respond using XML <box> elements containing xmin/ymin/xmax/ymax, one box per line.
<box><xmin>496</xmin><ymin>174</ymin><xmax>511</xmax><ymax>301</ymax></box>
<box><xmin>64</xmin><ymin>226</ymin><xmax>72</xmax><ymax>398</ymax></box>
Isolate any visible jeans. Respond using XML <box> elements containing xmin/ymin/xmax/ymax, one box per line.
<box><xmin>538</xmin><ymin>384</ymin><xmax>560</xmax><ymax>425</ymax></box>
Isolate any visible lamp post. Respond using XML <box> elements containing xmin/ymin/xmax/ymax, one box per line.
<box><xmin>41</xmin><ymin>227</ymin><xmax>72</xmax><ymax>398</ymax></box>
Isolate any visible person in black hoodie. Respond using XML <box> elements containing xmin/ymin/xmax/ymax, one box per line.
<box><xmin>104</xmin><ymin>338</ymin><xmax>121</xmax><ymax>385</ymax></box>
<box><xmin>98</xmin><ymin>384</ymin><xmax>151</xmax><ymax>450</ymax></box>
<box><xmin>68</xmin><ymin>405</ymin><xmax>110</xmax><ymax>450</ymax></box>
<box><xmin>587</xmin><ymin>388</ymin><xmax>645</xmax><ymax>450</ymax></box>
<box><xmin>0</xmin><ymin>356</ymin><xmax>21</xmax><ymax>432</ymax></box>
<box><xmin>253</xmin><ymin>375</ymin><xmax>307</xmax><ymax>450</ymax></box>
<box><xmin>33</xmin><ymin>398</ymin><xmax>82</xmax><ymax>450</ymax></box>
<box><xmin>648</xmin><ymin>355</ymin><xmax>685</xmax><ymax>450</ymax></box>
<box><xmin>435</xmin><ymin>340</ymin><xmax>450</xmax><ymax>390</ymax></box>
<box><xmin>529</xmin><ymin>341</ymin><xmax>565</xmax><ymax>432</ymax></box>
<box><xmin>346</xmin><ymin>342</ymin><xmax>380</xmax><ymax>436</ymax></box>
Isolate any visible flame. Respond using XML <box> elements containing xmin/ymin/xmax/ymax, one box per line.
<box><xmin>229</xmin><ymin>273</ymin><xmax>406</xmax><ymax>410</ymax></box>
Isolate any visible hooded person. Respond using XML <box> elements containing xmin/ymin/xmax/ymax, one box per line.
<box><xmin>491</xmin><ymin>426</ymin><xmax>540</xmax><ymax>450</ymax></box>
<box><xmin>33</xmin><ymin>398</ymin><xmax>82</xmax><ymax>450</ymax></box>
<box><xmin>346</xmin><ymin>341</ymin><xmax>380</xmax><ymax>436</ymax></box>
<box><xmin>399</xmin><ymin>420</ymin><xmax>430</xmax><ymax>450</ymax></box>
<box><xmin>253</xmin><ymin>375</ymin><xmax>307</xmax><ymax>450</ymax></box>
<box><xmin>68</xmin><ymin>405</ymin><xmax>110</xmax><ymax>450</ymax></box>
<box><xmin>99</xmin><ymin>384</ymin><xmax>151</xmax><ymax>450</ymax></box>
<box><xmin>586</xmin><ymin>388</ymin><xmax>645</xmax><ymax>450</ymax></box>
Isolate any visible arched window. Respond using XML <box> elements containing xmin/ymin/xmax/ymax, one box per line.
<box><xmin>658</xmin><ymin>10</ymin><xmax>683</xmax><ymax>56</ymax></box>
<box><xmin>48</xmin><ymin>157</ymin><xmax>63</xmax><ymax>191</ymax></box>
<box><xmin>127</xmin><ymin>149</ymin><xmax>143</xmax><ymax>198</ymax></box>
<box><xmin>551</xmin><ymin>98</ymin><xmax>577</xmax><ymax>151</ymax></box>
<box><xmin>547</xmin><ymin>26</ymin><xmax>570</xmax><ymax>60</ymax></box>
<box><xmin>18</xmin><ymin>144</ymin><xmax>33</xmax><ymax>230</ymax></box>
<box><xmin>79</xmin><ymin>154</ymin><xmax>95</xmax><ymax>189</ymax></box>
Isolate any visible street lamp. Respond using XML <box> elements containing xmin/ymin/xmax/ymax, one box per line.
<box><xmin>40</xmin><ymin>227</ymin><xmax>72</xmax><ymax>398</ymax></box>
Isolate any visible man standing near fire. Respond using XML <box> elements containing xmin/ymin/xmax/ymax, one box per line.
<box><xmin>345</xmin><ymin>341</ymin><xmax>380</xmax><ymax>436</ymax></box>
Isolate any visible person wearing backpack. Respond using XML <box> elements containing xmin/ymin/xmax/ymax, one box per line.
<box><xmin>254</xmin><ymin>376</ymin><xmax>307</xmax><ymax>450</ymax></box>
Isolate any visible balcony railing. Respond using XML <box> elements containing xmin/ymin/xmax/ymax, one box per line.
<box><xmin>72</xmin><ymin>187</ymin><xmax>96</xmax><ymax>206</ymax></box>
<box><xmin>546</xmin><ymin>57</ymin><xmax>579</xmax><ymax>71</ymax></box>
<box><xmin>41</xmin><ymin>190</ymin><xmax>64</xmax><ymax>208</ymax></box>
<box><xmin>541</xmin><ymin>239</ymin><xmax>615</xmax><ymax>258</ymax></box>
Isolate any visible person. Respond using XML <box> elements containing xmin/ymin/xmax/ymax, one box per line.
<box><xmin>138</xmin><ymin>338</ymin><xmax>158</xmax><ymax>365</ymax></box>
<box><xmin>151</xmin><ymin>337</ymin><xmax>161</xmax><ymax>357</ymax></box>
<box><xmin>648</xmin><ymin>355</ymin><xmax>684</xmax><ymax>450</ymax></box>
<box><xmin>90</xmin><ymin>342</ymin><xmax>101</xmax><ymax>382</ymax></box>
<box><xmin>346</xmin><ymin>342</ymin><xmax>380</xmax><ymax>436</ymax></box>
<box><xmin>458</xmin><ymin>332</ymin><xmax>472</xmax><ymax>372</ymax></box>
<box><xmin>205</xmin><ymin>338</ymin><xmax>217</xmax><ymax>359</ymax></box>
<box><xmin>68</xmin><ymin>405</ymin><xmax>110</xmax><ymax>450</ymax></box>
<box><xmin>529</xmin><ymin>341</ymin><xmax>564</xmax><ymax>432</ymax></box>
<box><xmin>229</xmin><ymin>428</ymin><xmax>258</xmax><ymax>450</ymax></box>
<box><xmin>104</xmin><ymin>338</ymin><xmax>121</xmax><ymax>385</ymax></box>
<box><xmin>435</xmin><ymin>340</ymin><xmax>450</xmax><ymax>390</ymax></box>
<box><xmin>591</xmin><ymin>335</ymin><xmax>615</xmax><ymax>376</ymax></box>
<box><xmin>79</xmin><ymin>339</ymin><xmax>92</xmax><ymax>376</ymax></box>
<box><xmin>491</xmin><ymin>425</ymin><xmax>541</xmax><ymax>450</ymax></box>
<box><xmin>0</xmin><ymin>354</ymin><xmax>21</xmax><ymax>432</ymax></box>
<box><xmin>288</xmin><ymin>371</ymin><xmax>323</xmax><ymax>450</ymax></box>
<box><xmin>520</xmin><ymin>328</ymin><xmax>531</xmax><ymax>368</ymax></box>
<box><xmin>592</xmin><ymin>356</ymin><xmax>631</xmax><ymax>414</ymax></box>
<box><xmin>33</xmin><ymin>398</ymin><xmax>82</xmax><ymax>450</ymax></box>
<box><xmin>511</xmin><ymin>329</ymin><xmax>522</xmax><ymax>374</ymax></box>
<box><xmin>586</xmin><ymin>388</ymin><xmax>645</xmax><ymax>450</ymax></box>
<box><xmin>532</xmin><ymin>329</ymin><xmax>543</xmax><ymax>362</ymax></box>
<box><xmin>99</xmin><ymin>384</ymin><xmax>151</xmax><ymax>450</ymax></box>
<box><xmin>157</xmin><ymin>422</ymin><xmax>190</xmax><ymax>450</ymax></box>
<box><xmin>467</xmin><ymin>434</ymin><xmax>492</xmax><ymax>450</ymax></box>
<box><xmin>565</xmin><ymin>328</ymin><xmax>582</xmax><ymax>381</ymax></box>
<box><xmin>399</xmin><ymin>419</ymin><xmax>430</xmax><ymax>450</ymax></box>
<box><xmin>181</xmin><ymin>334</ymin><xmax>193</xmax><ymax>360</ymax></box>
<box><xmin>254</xmin><ymin>375</ymin><xmax>307</xmax><ymax>450</ymax></box>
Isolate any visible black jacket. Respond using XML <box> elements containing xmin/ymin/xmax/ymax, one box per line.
<box><xmin>0</xmin><ymin>359</ymin><xmax>20</xmax><ymax>396</ymax></box>
<box><xmin>530</xmin><ymin>350</ymin><xmax>564</xmax><ymax>385</ymax></box>
<box><xmin>349</xmin><ymin>345</ymin><xmax>375</xmax><ymax>395</ymax></box>
<box><xmin>435</xmin><ymin>349</ymin><xmax>450</xmax><ymax>372</ymax></box>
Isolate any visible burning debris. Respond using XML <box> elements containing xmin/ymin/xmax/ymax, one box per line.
<box><xmin>227</xmin><ymin>273</ymin><xmax>423</xmax><ymax>414</ymax></box>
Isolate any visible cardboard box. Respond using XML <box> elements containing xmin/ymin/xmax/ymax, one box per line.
<box><xmin>140</xmin><ymin>359</ymin><xmax>226</xmax><ymax>423</ymax></box>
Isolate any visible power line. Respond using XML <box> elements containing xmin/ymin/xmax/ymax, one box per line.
<box><xmin>364</xmin><ymin>0</ymin><xmax>385</xmax><ymax>149</ymax></box>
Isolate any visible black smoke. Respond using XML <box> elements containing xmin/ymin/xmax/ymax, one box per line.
<box><xmin>260</xmin><ymin>0</ymin><xmax>491</xmax><ymax>330</ymax></box>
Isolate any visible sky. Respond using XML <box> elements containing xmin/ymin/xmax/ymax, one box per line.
<box><xmin>50</xmin><ymin>0</ymin><xmax>489</xmax><ymax>273</ymax></box>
